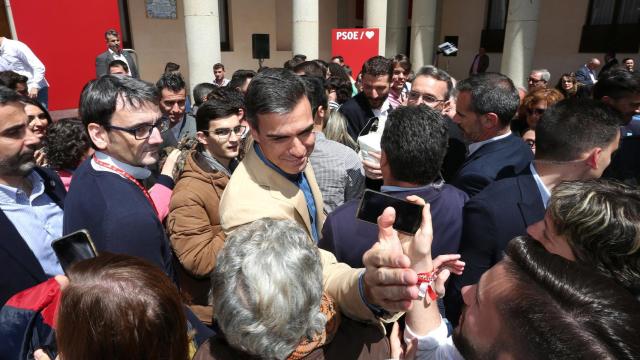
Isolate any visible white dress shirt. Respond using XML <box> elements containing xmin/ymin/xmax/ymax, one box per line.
<box><xmin>108</xmin><ymin>48</ymin><xmax>132</xmax><ymax>76</ymax></box>
<box><xmin>467</xmin><ymin>131</ymin><xmax>512</xmax><ymax>156</ymax></box>
<box><xmin>0</xmin><ymin>38</ymin><xmax>49</xmax><ymax>91</ymax></box>
<box><xmin>372</xmin><ymin>98</ymin><xmax>391</xmax><ymax>134</ymax></box>
<box><xmin>530</xmin><ymin>162</ymin><xmax>551</xmax><ymax>208</ymax></box>
<box><xmin>91</xmin><ymin>151</ymin><xmax>151</xmax><ymax>179</ymax></box>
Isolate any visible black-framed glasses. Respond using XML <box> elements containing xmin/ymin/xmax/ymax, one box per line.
<box><xmin>202</xmin><ymin>125</ymin><xmax>246</xmax><ymax>141</ymax></box>
<box><xmin>528</xmin><ymin>77</ymin><xmax>545</xmax><ymax>84</ymax></box>
<box><xmin>106</xmin><ymin>118</ymin><xmax>169</xmax><ymax>140</ymax></box>
<box><xmin>407</xmin><ymin>90</ymin><xmax>446</xmax><ymax>104</ymax></box>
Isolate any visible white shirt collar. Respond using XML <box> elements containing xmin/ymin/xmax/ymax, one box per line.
<box><xmin>530</xmin><ymin>162</ymin><xmax>550</xmax><ymax>208</ymax></box>
<box><xmin>91</xmin><ymin>151</ymin><xmax>151</xmax><ymax>179</ymax></box>
<box><xmin>468</xmin><ymin>131</ymin><xmax>511</xmax><ymax>156</ymax></box>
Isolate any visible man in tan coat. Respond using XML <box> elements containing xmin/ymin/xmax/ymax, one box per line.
<box><xmin>219</xmin><ymin>68</ymin><xmax>420</xmax><ymax>324</ymax></box>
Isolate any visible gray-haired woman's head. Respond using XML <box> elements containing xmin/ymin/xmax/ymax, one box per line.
<box><xmin>211</xmin><ymin>219</ymin><xmax>326</xmax><ymax>359</ymax></box>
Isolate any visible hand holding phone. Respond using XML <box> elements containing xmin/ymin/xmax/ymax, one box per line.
<box><xmin>51</xmin><ymin>230</ymin><xmax>98</xmax><ymax>273</ymax></box>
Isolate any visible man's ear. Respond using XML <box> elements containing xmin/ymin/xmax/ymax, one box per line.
<box><xmin>196</xmin><ymin>131</ymin><xmax>209</xmax><ymax>146</ymax></box>
<box><xmin>87</xmin><ymin>123</ymin><xmax>109</xmax><ymax>151</ymax></box>
<box><xmin>481</xmin><ymin>112</ymin><xmax>500</xmax><ymax>129</ymax></box>
<box><xmin>584</xmin><ymin>147</ymin><xmax>603</xmax><ymax>169</ymax></box>
<box><xmin>380</xmin><ymin>150</ymin><xmax>389</xmax><ymax>168</ymax></box>
<box><xmin>316</xmin><ymin>106</ymin><xmax>326</xmax><ymax>125</ymax></box>
<box><xmin>600</xmin><ymin>95</ymin><xmax>614</xmax><ymax>107</ymax></box>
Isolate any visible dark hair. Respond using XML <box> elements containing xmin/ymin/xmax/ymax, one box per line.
<box><xmin>381</xmin><ymin>105</ymin><xmax>448</xmax><ymax>184</ymax></box>
<box><xmin>21</xmin><ymin>95</ymin><xmax>52</xmax><ymax>125</ymax></box>
<box><xmin>0</xmin><ymin>71</ymin><xmax>28</xmax><ymax>90</ymax></box>
<box><xmin>548</xmin><ymin>179</ymin><xmax>640</xmax><ymax>297</ymax></box>
<box><xmin>413</xmin><ymin>66</ymin><xmax>454</xmax><ymax>100</ymax></box>
<box><xmin>325</xmin><ymin>76</ymin><xmax>352</xmax><ymax>105</ymax></box>
<box><xmin>244</xmin><ymin>68</ymin><xmax>306</xmax><ymax>131</ymax></box>
<box><xmin>391</xmin><ymin>54</ymin><xmax>411</xmax><ymax>73</ymax></box>
<box><xmin>293</xmin><ymin>61</ymin><xmax>325</xmax><ymax>78</ymax></box>
<box><xmin>104</xmin><ymin>28</ymin><xmax>118</xmax><ymax>39</ymax></box>
<box><xmin>0</xmin><ymin>85</ymin><xmax>22</xmax><ymax>104</ymax></box>
<box><xmin>79</xmin><ymin>75</ymin><xmax>159</xmax><ymax>133</ymax></box>
<box><xmin>300</xmin><ymin>75</ymin><xmax>327</xmax><ymax>120</ymax></box>
<box><xmin>327</xmin><ymin>63</ymin><xmax>350</xmax><ymax>83</ymax></box>
<box><xmin>555</xmin><ymin>72</ymin><xmax>578</xmax><ymax>97</ymax></box>
<box><xmin>156</xmin><ymin>72</ymin><xmax>186</xmax><ymax>93</ymax></box>
<box><xmin>213</xmin><ymin>63</ymin><xmax>225</xmax><ymax>71</ymax></box>
<box><xmin>497</xmin><ymin>237</ymin><xmax>640</xmax><ymax>359</ymax></box>
<box><xmin>456</xmin><ymin>72</ymin><xmax>519</xmax><ymax>127</ymax></box>
<box><xmin>228</xmin><ymin>69</ymin><xmax>256</xmax><ymax>91</ymax></box>
<box><xmin>284</xmin><ymin>57</ymin><xmax>305</xmax><ymax>70</ymax></box>
<box><xmin>622</xmin><ymin>57</ymin><xmax>634</xmax><ymax>63</ymax></box>
<box><xmin>196</xmin><ymin>87</ymin><xmax>244</xmax><ymax>132</ymax></box>
<box><xmin>361</xmin><ymin>56</ymin><xmax>394</xmax><ymax>79</ymax></box>
<box><xmin>331</xmin><ymin>55</ymin><xmax>344</xmax><ymax>63</ymax></box>
<box><xmin>192</xmin><ymin>82</ymin><xmax>217</xmax><ymax>106</ymax></box>
<box><xmin>44</xmin><ymin>118</ymin><xmax>91</xmax><ymax>170</ymax></box>
<box><xmin>164</xmin><ymin>62</ymin><xmax>180</xmax><ymax>74</ymax></box>
<box><xmin>535</xmin><ymin>98</ymin><xmax>620</xmax><ymax>161</ymax></box>
<box><xmin>108</xmin><ymin>60</ymin><xmax>129</xmax><ymax>73</ymax></box>
<box><xmin>57</xmin><ymin>253</ymin><xmax>189</xmax><ymax>360</ymax></box>
<box><xmin>293</xmin><ymin>54</ymin><xmax>307</xmax><ymax>61</ymax></box>
<box><xmin>593</xmin><ymin>67</ymin><xmax>640</xmax><ymax>100</ymax></box>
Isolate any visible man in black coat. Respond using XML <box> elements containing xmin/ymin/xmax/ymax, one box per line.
<box><xmin>446</xmin><ymin>98</ymin><xmax>622</xmax><ymax>325</ymax></box>
<box><xmin>95</xmin><ymin>29</ymin><xmax>140</xmax><ymax>79</ymax></box>
<box><xmin>450</xmin><ymin>72</ymin><xmax>533</xmax><ymax>197</ymax></box>
<box><xmin>0</xmin><ymin>87</ymin><xmax>66</xmax><ymax>305</ymax></box>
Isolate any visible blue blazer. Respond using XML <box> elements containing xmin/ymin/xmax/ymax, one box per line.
<box><xmin>445</xmin><ymin>167</ymin><xmax>545</xmax><ymax>325</ymax></box>
<box><xmin>450</xmin><ymin>133</ymin><xmax>533</xmax><ymax>197</ymax></box>
<box><xmin>575</xmin><ymin>64</ymin><xmax>596</xmax><ymax>85</ymax></box>
<box><xmin>319</xmin><ymin>185</ymin><xmax>468</xmax><ymax>268</ymax></box>
<box><xmin>0</xmin><ymin>168</ymin><xmax>65</xmax><ymax>306</ymax></box>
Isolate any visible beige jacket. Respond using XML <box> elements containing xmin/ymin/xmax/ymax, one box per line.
<box><xmin>219</xmin><ymin>146</ymin><xmax>390</xmax><ymax>324</ymax></box>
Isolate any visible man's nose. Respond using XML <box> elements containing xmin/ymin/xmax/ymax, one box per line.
<box><xmin>290</xmin><ymin>137</ymin><xmax>307</xmax><ymax>157</ymax></box>
<box><xmin>148</xmin><ymin>127</ymin><xmax>163</xmax><ymax>144</ymax></box>
<box><xmin>171</xmin><ymin>103</ymin><xmax>180</xmax><ymax>112</ymax></box>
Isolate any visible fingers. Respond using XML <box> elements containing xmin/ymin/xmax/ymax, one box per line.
<box><xmin>389</xmin><ymin>322</ymin><xmax>403</xmax><ymax>359</ymax></box>
<box><xmin>432</xmin><ymin>254</ymin><xmax>461</xmax><ymax>269</ymax></box>
<box><xmin>362</xmin><ymin>159</ymin><xmax>382</xmax><ymax>180</ymax></box>
<box><xmin>33</xmin><ymin>349</ymin><xmax>52</xmax><ymax>360</ymax></box>
<box><xmin>434</xmin><ymin>269</ymin><xmax>451</xmax><ymax>298</ymax></box>
<box><xmin>363</xmin><ymin>245</ymin><xmax>411</xmax><ymax>269</ymax></box>
<box><xmin>54</xmin><ymin>275</ymin><xmax>70</xmax><ymax>289</ymax></box>
<box><xmin>405</xmin><ymin>338</ymin><xmax>418</xmax><ymax>359</ymax></box>
<box><xmin>377</xmin><ymin>206</ymin><xmax>397</xmax><ymax>248</ymax></box>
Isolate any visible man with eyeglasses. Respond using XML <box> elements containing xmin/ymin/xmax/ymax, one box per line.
<box><xmin>0</xmin><ymin>86</ymin><xmax>66</xmax><ymax>305</ymax></box>
<box><xmin>527</xmin><ymin>69</ymin><xmax>550</xmax><ymax>91</ymax></box>
<box><xmin>64</xmin><ymin>75</ymin><xmax>177</xmax><ymax>279</ymax></box>
<box><xmin>166</xmin><ymin>87</ymin><xmax>243</xmax><ymax>325</ymax></box>
<box><xmin>407</xmin><ymin>65</ymin><xmax>467</xmax><ymax>181</ymax></box>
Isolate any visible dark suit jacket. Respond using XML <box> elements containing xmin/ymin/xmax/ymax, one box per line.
<box><xmin>95</xmin><ymin>49</ymin><xmax>140</xmax><ymax>78</ymax></box>
<box><xmin>450</xmin><ymin>133</ymin><xmax>533</xmax><ymax>197</ymax></box>
<box><xmin>0</xmin><ymin>168</ymin><xmax>66</xmax><ymax>306</ymax></box>
<box><xmin>575</xmin><ymin>64</ymin><xmax>596</xmax><ymax>85</ymax></box>
<box><xmin>339</xmin><ymin>92</ymin><xmax>378</xmax><ymax>141</ymax></box>
<box><xmin>320</xmin><ymin>185</ymin><xmax>468</xmax><ymax>268</ymax></box>
<box><xmin>445</xmin><ymin>166</ymin><xmax>545</xmax><ymax>325</ymax></box>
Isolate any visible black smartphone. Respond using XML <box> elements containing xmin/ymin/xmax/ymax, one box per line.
<box><xmin>356</xmin><ymin>189</ymin><xmax>424</xmax><ymax>234</ymax></box>
<box><xmin>51</xmin><ymin>230</ymin><xmax>98</xmax><ymax>273</ymax></box>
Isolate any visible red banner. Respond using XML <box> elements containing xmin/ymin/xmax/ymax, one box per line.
<box><xmin>331</xmin><ymin>28</ymin><xmax>379</xmax><ymax>77</ymax></box>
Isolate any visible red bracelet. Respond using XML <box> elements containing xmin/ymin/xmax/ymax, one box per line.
<box><xmin>417</xmin><ymin>272</ymin><xmax>438</xmax><ymax>301</ymax></box>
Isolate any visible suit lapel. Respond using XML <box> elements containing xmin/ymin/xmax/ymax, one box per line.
<box><xmin>0</xmin><ymin>211</ymin><xmax>48</xmax><ymax>282</ymax></box>
<box><xmin>245</xmin><ymin>148</ymin><xmax>315</xmax><ymax>236</ymax></box>
<box><xmin>516</xmin><ymin>170</ymin><xmax>546</xmax><ymax>226</ymax></box>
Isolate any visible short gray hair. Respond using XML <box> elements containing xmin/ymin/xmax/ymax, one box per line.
<box><xmin>532</xmin><ymin>69</ymin><xmax>551</xmax><ymax>82</ymax></box>
<box><xmin>414</xmin><ymin>65</ymin><xmax>454</xmax><ymax>100</ymax></box>
<box><xmin>211</xmin><ymin>219</ymin><xmax>326</xmax><ymax>359</ymax></box>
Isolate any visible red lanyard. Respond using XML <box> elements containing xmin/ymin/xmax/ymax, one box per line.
<box><xmin>92</xmin><ymin>155</ymin><xmax>158</xmax><ymax>216</ymax></box>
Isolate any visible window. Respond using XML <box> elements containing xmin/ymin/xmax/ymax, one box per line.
<box><xmin>480</xmin><ymin>0</ymin><xmax>509</xmax><ymax>52</ymax></box>
<box><xmin>219</xmin><ymin>0</ymin><xmax>231</xmax><ymax>51</ymax></box>
<box><xmin>579</xmin><ymin>0</ymin><xmax>640</xmax><ymax>53</ymax></box>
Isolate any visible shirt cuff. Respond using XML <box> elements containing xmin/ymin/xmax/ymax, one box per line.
<box><xmin>358</xmin><ymin>270</ymin><xmax>388</xmax><ymax>318</ymax></box>
<box><xmin>155</xmin><ymin>174</ymin><xmax>175</xmax><ymax>190</ymax></box>
<box><xmin>404</xmin><ymin>317</ymin><xmax>450</xmax><ymax>351</ymax></box>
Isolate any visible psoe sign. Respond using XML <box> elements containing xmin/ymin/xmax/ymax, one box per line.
<box><xmin>332</xmin><ymin>28</ymin><xmax>379</xmax><ymax>76</ymax></box>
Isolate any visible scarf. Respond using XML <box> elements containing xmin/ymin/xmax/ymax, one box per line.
<box><xmin>200</xmin><ymin>150</ymin><xmax>231</xmax><ymax>177</ymax></box>
<box><xmin>288</xmin><ymin>293</ymin><xmax>341</xmax><ymax>360</ymax></box>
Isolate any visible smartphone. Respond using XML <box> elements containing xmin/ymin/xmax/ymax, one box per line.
<box><xmin>51</xmin><ymin>230</ymin><xmax>98</xmax><ymax>273</ymax></box>
<box><xmin>356</xmin><ymin>189</ymin><xmax>424</xmax><ymax>234</ymax></box>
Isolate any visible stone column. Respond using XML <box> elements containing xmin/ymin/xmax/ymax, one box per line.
<box><xmin>500</xmin><ymin>0</ymin><xmax>541</xmax><ymax>89</ymax></box>
<box><xmin>184</xmin><ymin>0</ymin><xmax>221</xmax><ymax>94</ymax></box>
<box><xmin>410</xmin><ymin>0</ymin><xmax>437</xmax><ymax>71</ymax></box>
<box><xmin>364</xmin><ymin>0</ymin><xmax>388</xmax><ymax>56</ymax></box>
<box><xmin>292</xmin><ymin>0</ymin><xmax>319</xmax><ymax>59</ymax></box>
<box><xmin>385</xmin><ymin>0</ymin><xmax>408</xmax><ymax>57</ymax></box>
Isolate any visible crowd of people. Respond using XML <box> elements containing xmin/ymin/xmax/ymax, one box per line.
<box><xmin>0</xmin><ymin>28</ymin><xmax>639</xmax><ymax>360</ymax></box>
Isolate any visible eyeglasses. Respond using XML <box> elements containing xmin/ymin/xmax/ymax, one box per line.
<box><xmin>527</xmin><ymin>108</ymin><xmax>546</xmax><ymax>116</ymax></box>
<box><xmin>106</xmin><ymin>118</ymin><xmax>169</xmax><ymax>140</ymax></box>
<box><xmin>27</xmin><ymin>113</ymin><xmax>48</xmax><ymax>122</ymax></box>
<box><xmin>528</xmin><ymin>77</ymin><xmax>546</xmax><ymax>84</ymax></box>
<box><xmin>524</xmin><ymin>139</ymin><xmax>536</xmax><ymax>149</ymax></box>
<box><xmin>407</xmin><ymin>90</ymin><xmax>446</xmax><ymax>104</ymax></box>
<box><xmin>202</xmin><ymin>125</ymin><xmax>246</xmax><ymax>141</ymax></box>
